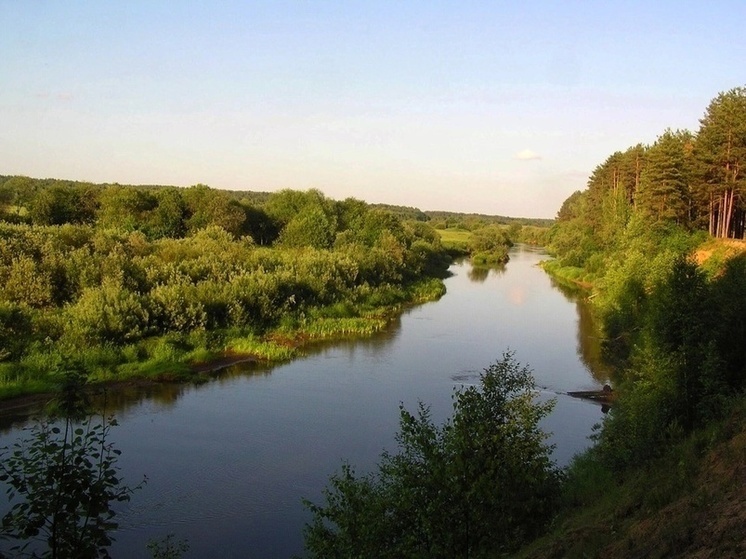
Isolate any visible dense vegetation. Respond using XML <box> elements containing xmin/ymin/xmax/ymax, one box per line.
<box><xmin>529</xmin><ymin>86</ymin><xmax>746</xmax><ymax>556</ymax></box>
<box><xmin>546</xmin><ymin>86</ymin><xmax>746</xmax><ymax>453</ymax></box>
<box><xmin>0</xmin><ymin>180</ymin><xmax>451</xmax><ymax>399</ymax></box>
<box><xmin>549</xmin><ymin>86</ymin><xmax>746</xmax><ymax>276</ymax></box>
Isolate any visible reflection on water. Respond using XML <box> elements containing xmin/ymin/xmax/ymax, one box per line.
<box><xmin>575</xmin><ymin>297</ymin><xmax>612</xmax><ymax>383</ymax></box>
<box><xmin>0</xmin><ymin>246</ymin><xmax>612</xmax><ymax>559</ymax></box>
<box><xmin>547</xmin><ymin>274</ymin><xmax>611</xmax><ymax>384</ymax></box>
<box><xmin>467</xmin><ymin>263</ymin><xmax>506</xmax><ymax>282</ymax></box>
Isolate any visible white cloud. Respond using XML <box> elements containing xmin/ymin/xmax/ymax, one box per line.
<box><xmin>514</xmin><ymin>149</ymin><xmax>542</xmax><ymax>161</ymax></box>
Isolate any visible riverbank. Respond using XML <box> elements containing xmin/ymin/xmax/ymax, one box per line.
<box><xmin>0</xmin><ymin>276</ymin><xmax>446</xmax><ymax>409</ymax></box>
<box><xmin>0</xmin><ymin>353</ymin><xmax>257</xmax><ymax>423</ymax></box>
<box><xmin>516</xmin><ymin>395</ymin><xmax>746</xmax><ymax>559</ymax></box>
<box><xmin>528</xmin><ymin>237</ymin><xmax>746</xmax><ymax>558</ymax></box>
<box><xmin>539</xmin><ymin>258</ymin><xmax>595</xmax><ymax>290</ymax></box>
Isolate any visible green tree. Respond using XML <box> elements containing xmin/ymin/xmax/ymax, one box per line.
<box><xmin>0</xmin><ymin>301</ymin><xmax>33</xmax><ymax>361</ymax></box>
<box><xmin>637</xmin><ymin>129</ymin><xmax>695</xmax><ymax>225</ymax></box>
<box><xmin>469</xmin><ymin>225</ymin><xmax>512</xmax><ymax>265</ymax></box>
<box><xmin>0</xmin><ymin>176</ymin><xmax>45</xmax><ymax>219</ymax></box>
<box><xmin>241</xmin><ymin>203</ymin><xmax>279</xmax><ymax>245</ymax></box>
<box><xmin>0</xmin><ymin>363</ymin><xmax>141</xmax><ymax>558</ymax></box>
<box><xmin>67</xmin><ymin>281</ymin><xmax>150</xmax><ymax>345</ymax></box>
<box><xmin>586</xmin><ymin>146</ymin><xmax>646</xmax><ymax>230</ymax></box>
<box><xmin>710</xmin><ymin>254</ymin><xmax>746</xmax><ymax>392</ymax></box>
<box><xmin>266</xmin><ymin>189</ymin><xmax>339</xmax><ymax>247</ymax></box>
<box><xmin>30</xmin><ymin>185</ymin><xmax>98</xmax><ymax>226</ymax></box>
<box><xmin>265</xmin><ymin>189</ymin><xmax>329</xmax><ymax>226</ymax></box>
<box><xmin>304</xmin><ymin>353</ymin><xmax>561</xmax><ymax>558</ymax></box>
<box><xmin>182</xmin><ymin>184</ymin><xmax>247</xmax><ymax>237</ymax></box>
<box><xmin>279</xmin><ymin>206</ymin><xmax>336</xmax><ymax>249</ymax></box>
<box><xmin>646</xmin><ymin>257</ymin><xmax>718</xmax><ymax>427</ymax></box>
<box><xmin>148</xmin><ymin>187</ymin><xmax>187</xmax><ymax>239</ymax></box>
<box><xmin>97</xmin><ymin>186</ymin><xmax>158</xmax><ymax>231</ymax></box>
<box><xmin>335</xmin><ymin>197</ymin><xmax>369</xmax><ymax>232</ymax></box>
<box><xmin>694</xmin><ymin>86</ymin><xmax>746</xmax><ymax>238</ymax></box>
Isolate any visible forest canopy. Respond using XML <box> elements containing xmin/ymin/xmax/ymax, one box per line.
<box><xmin>551</xmin><ymin>86</ymin><xmax>746</xmax><ymax>256</ymax></box>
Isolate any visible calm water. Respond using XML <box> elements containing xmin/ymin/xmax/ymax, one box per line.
<box><xmin>0</xmin><ymin>246</ymin><xmax>609</xmax><ymax>558</ymax></box>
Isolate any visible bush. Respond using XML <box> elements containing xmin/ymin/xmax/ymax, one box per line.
<box><xmin>304</xmin><ymin>353</ymin><xmax>561</xmax><ymax>558</ymax></box>
<box><xmin>0</xmin><ymin>302</ymin><xmax>33</xmax><ymax>361</ymax></box>
<box><xmin>66</xmin><ymin>282</ymin><xmax>150</xmax><ymax>346</ymax></box>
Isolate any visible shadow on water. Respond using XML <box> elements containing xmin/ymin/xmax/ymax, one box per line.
<box><xmin>547</xmin><ymin>274</ymin><xmax>612</xmax><ymax>384</ymax></box>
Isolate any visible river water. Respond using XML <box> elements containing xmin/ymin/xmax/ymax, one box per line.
<box><xmin>0</xmin><ymin>246</ymin><xmax>609</xmax><ymax>558</ymax></box>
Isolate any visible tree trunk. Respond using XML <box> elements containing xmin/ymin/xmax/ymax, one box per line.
<box><xmin>709</xmin><ymin>193</ymin><xmax>715</xmax><ymax>236</ymax></box>
<box><xmin>724</xmin><ymin>188</ymin><xmax>734</xmax><ymax>238</ymax></box>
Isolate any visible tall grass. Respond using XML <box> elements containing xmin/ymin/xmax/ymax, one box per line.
<box><xmin>301</xmin><ymin>317</ymin><xmax>388</xmax><ymax>339</ymax></box>
<box><xmin>226</xmin><ymin>335</ymin><xmax>297</xmax><ymax>361</ymax></box>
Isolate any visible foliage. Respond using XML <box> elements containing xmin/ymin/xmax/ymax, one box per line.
<box><xmin>279</xmin><ymin>205</ymin><xmax>336</xmax><ymax>248</ymax></box>
<box><xmin>29</xmin><ymin>184</ymin><xmax>98</xmax><ymax>226</ymax></box>
<box><xmin>637</xmin><ymin>129</ymin><xmax>695</xmax><ymax>225</ymax></box>
<box><xmin>303</xmin><ymin>353</ymin><xmax>561</xmax><ymax>558</ymax></box>
<box><xmin>0</xmin><ymin>363</ymin><xmax>141</xmax><ymax>558</ymax></box>
<box><xmin>549</xmin><ymin>85</ymin><xmax>746</xmax><ymax>265</ymax></box>
<box><xmin>182</xmin><ymin>184</ymin><xmax>247</xmax><ymax>237</ymax></box>
<box><xmin>469</xmin><ymin>225</ymin><xmax>512</xmax><ymax>264</ymax></box>
<box><xmin>0</xmin><ymin>184</ymin><xmax>451</xmax><ymax>398</ymax></box>
<box><xmin>544</xmin><ymin>84</ymin><xmax>746</xmax><ymax>502</ymax></box>
<box><xmin>0</xmin><ymin>302</ymin><xmax>33</xmax><ymax>361</ymax></box>
<box><xmin>66</xmin><ymin>281</ymin><xmax>150</xmax><ymax>345</ymax></box>
<box><xmin>147</xmin><ymin>534</ymin><xmax>190</xmax><ymax>559</ymax></box>
<box><xmin>593</xmin><ymin>254</ymin><xmax>746</xmax><ymax>470</ymax></box>
<box><xmin>694</xmin><ymin>87</ymin><xmax>746</xmax><ymax>237</ymax></box>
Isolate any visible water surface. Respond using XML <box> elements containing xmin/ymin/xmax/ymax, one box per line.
<box><xmin>1</xmin><ymin>246</ymin><xmax>609</xmax><ymax>558</ymax></box>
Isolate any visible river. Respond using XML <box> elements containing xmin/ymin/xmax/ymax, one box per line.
<box><xmin>0</xmin><ymin>246</ymin><xmax>609</xmax><ymax>558</ymax></box>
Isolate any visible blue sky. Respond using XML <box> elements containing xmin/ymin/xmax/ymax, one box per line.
<box><xmin>1</xmin><ymin>1</ymin><xmax>744</xmax><ymax>218</ymax></box>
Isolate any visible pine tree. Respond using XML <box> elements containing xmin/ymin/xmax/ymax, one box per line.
<box><xmin>637</xmin><ymin>129</ymin><xmax>695</xmax><ymax>226</ymax></box>
<box><xmin>694</xmin><ymin>87</ymin><xmax>746</xmax><ymax>238</ymax></box>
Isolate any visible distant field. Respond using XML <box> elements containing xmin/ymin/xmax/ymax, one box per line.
<box><xmin>437</xmin><ymin>228</ymin><xmax>472</xmax><ymax>253</ymax></box>
<box><xmin>437</xmin><ymin>228</ymin><xmax>472</xmax><ymax>244</ymax></box>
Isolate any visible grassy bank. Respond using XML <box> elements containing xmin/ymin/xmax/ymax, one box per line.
<box><xmin>516</xmin><ymin>395</ymin><xmax>746</xmax><ymax>559</ymax></box>
<box><xmin>0</xmin><ymin>277</ymin><xmax>446</xmax><ymax>402</ymax></box>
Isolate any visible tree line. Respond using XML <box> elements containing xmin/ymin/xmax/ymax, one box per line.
<box><xmin>553</xmin><ymin>86</ymin><xmax>746</xmax><ymax>265</ymax></box>
<box><xmin>548</xmin><ymin>86</ymin><xmax>746</xmax><ymax>470</ymax></box>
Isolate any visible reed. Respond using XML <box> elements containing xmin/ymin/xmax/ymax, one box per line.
<box><xmin>226</xmin><ymin>336</ymin><xmax>297</xmax><ymax>361</ymax></box>
<box><xmin>301</xmin><ymin>317</ymin><xmax>388</xmax><ymax>339</ymax></box>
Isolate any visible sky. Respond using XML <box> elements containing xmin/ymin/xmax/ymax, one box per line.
<box><xmin>1</xmin><ymin>1</ymin><xmax>745</xmax><ymax>218</ymax></box>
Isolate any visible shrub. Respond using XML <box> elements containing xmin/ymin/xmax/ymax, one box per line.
<box><xmin>66</xmin><ymin>282</ymin><xmax>150</xmax><ymax>346</ymax></box>
<box><xmin>304</xmin><ymin>353</ymin><xmax>561</xmax><ymax>558</ymax></box>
